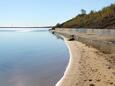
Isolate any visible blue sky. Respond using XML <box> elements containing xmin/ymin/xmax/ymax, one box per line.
<box><xmin>0</xmin><ymin>0</ymin><xmax>115</xmax><ymax>26</ymax></box>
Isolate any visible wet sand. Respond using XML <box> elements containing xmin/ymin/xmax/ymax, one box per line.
<box><xmin>56</xmin><ymin>37</ymin><xmax>115</xmax><ymax>86</ymax></box>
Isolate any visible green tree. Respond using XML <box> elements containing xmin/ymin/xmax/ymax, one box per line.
<box><xmin>81</xmin><ymin>9</ymin><xmax>86</xmax><ymax>15</ymax></box>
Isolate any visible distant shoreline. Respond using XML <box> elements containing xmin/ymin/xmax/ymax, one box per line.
<box><xmin>0</xmin><ymin>27</ymin><xmax>52</xmax><ymax>28</ymax></box>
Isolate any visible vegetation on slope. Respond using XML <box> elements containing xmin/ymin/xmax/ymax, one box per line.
<box><xmin>53</xmin><ymin>4</ymin><xmax>115</xmax><ymax>29</ymax></box>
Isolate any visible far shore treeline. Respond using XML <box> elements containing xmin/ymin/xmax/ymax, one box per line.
<box><xmin>53</xmin><ymin>3</ymin><xmax>115</xmax><ymax>29</ymax></box>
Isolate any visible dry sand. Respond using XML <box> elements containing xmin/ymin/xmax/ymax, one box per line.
<box><xmin>56</xmin><ymin>38</ymin><xmax>115</xmax><ymax>86</ymax></box>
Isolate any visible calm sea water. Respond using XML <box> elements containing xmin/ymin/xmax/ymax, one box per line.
<box><xmin>0</xmin><ymin>28</ymin><xmax>69</xmax><ymax>86</ymax></box>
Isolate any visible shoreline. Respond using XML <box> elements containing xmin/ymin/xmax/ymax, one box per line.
<box><xmin>56</xmin><ymin>37</ymin><xmax>73</xmax><ymax>86</ymax></box>
<box><xmin>56</xmin><ymin>35</ymin><xmax>83</xmax><ymax>86</ymax></box>
<box><xmin>55</xmin><ymin>34</ymin><xmax>115</xmax><ymax>86</ymax></box>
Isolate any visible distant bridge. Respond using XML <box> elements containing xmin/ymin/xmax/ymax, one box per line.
<box><xmin>0</xmin><ymin>26</ymin><xmax>53</xmax><ymax>28</ymax></box>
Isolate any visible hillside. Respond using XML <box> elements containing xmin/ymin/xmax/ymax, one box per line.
<box><xmin>53</xmin><ymin>4</ymin><xmax>115</xmax><ymax>29</ymax></box>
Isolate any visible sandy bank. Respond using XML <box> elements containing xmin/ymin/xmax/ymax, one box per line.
<box><xmin>53</xmin><ymin>29</ymin><xmax>115</xmax><ymax>54</ymax></box>
<box><xmin>56</xmin><ymin>37</ymin><xmax>115</xmax><ymax>86</ymax></box>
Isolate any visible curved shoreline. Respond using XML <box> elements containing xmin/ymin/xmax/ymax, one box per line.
<box><xmin>56</xmin><ymin>37</ymin><xmax>73</xmax><ymax>86</ymax></box>
<box><xmin>55</xmin><ymin>34</ymin><xmax>115</xmax><ymax>86</ymax></box>
<box><xmin>55</xmin><ymin>35</ymin><xmax>82</xmax><ymax>86</ymax></box>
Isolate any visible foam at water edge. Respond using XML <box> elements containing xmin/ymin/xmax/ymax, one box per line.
<box><xmin>56</xmin><ymin>37</ymin><xmax>72</xmax><ymax>86</ymax></box>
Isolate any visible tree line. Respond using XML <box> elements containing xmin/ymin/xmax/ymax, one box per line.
<box><xmin>53</xmin><ymin>3</ymin><xmax>115</xmax><ymax>29</ymax></box>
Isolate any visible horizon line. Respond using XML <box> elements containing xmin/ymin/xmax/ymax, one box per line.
<box><xmin>0</xmin><ymin>26</ymin><xmax>53</xmax><ymax>28</ymax></box>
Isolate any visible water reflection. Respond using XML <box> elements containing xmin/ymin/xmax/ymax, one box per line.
<box><xmin>0</xmin><ymin>29</ymin><xmax>69</xmax><ymax>86</ymax></box>
<box><xmin>51</xmin><ymin>31</ymin><xmax>64</xmax><ymax>40</ymax></box>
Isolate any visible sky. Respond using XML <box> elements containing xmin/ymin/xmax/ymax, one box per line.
<box><xmin>0</xmin><ymin>0</ymin><xmax>115</xmax><ymax>27</ymax></box>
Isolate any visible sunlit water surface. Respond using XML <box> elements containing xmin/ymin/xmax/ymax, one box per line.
<box><xmin>0</xmin><ymin>28</ymin><xmax>69</xmax><ymax>86</ymax></box>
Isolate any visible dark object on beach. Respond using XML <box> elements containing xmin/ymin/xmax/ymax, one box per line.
<box><xmin>89</xmin><ymin>84</ymin><xmax>95</xmax><ymax>86</ymax></box>
<box><xmin>109</xmin><ymin>82</ymin><xmax>113</xmax><ymax>85</ymax></box>
<box><xmin>68</xmin><ymin>35</ymin><xmax>75</xmax><ymax>41</ymax></box>
<box><xmin>96</xmin><ymin>79</ymin><xmax>101</xmax><ymax>82</ymax></box>
<box><xmin>89</xmin><ymin>79</ymin><xmax>92</xmax><ymax>81</ymax></box>
<box><xmin>108</xmin><ymin>66</ymin><xmax>111</xmax><ymax>69</ymax></box>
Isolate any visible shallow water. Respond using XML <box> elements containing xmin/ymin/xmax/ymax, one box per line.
<box><xmin>0</xmin><ymin>28</ymin><xmax>69</xmax><ymax>86</ymax></box>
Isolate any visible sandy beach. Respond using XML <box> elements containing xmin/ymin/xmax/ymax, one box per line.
<box><xmin>56</xmin><ymin>37</ymin><xmax>115</xmax><ymax>86</ymax></box>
